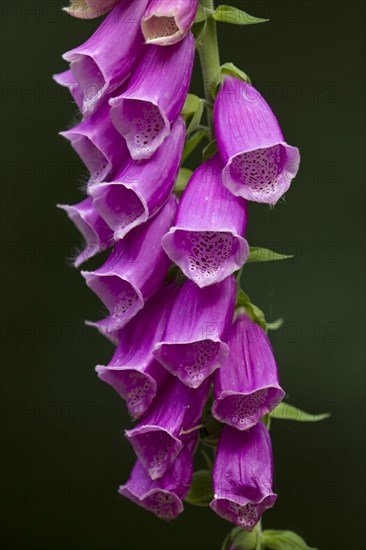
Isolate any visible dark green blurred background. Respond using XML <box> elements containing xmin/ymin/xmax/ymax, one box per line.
<box><xmin>1</xmin><ymin>1</ymin><xmax>365</xmax><ymax>548</ymax></box>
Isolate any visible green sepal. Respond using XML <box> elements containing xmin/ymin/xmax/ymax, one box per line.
<box><xmin>181</xmin><ymin>94</ymin><xmax>204</xmax><ymax>134</ymax></box>
<box><xmin>236</xmin><ymin>290</ymin><xmax>283</xmax><ymax>332</ymax></box>
<box><xmin>220</xmin><ymin>62</ymin><xmax>251</xmax><ymax>83</ymax></box>
<box><xmin>266</xmin><ymin>318</ymin><xmax>284</xmax><ymax>331</ymax></box>
<box><xmin>202</xmin><ymin>139</ymin><xmax>218</xmax><ymax>161</ymax></box>
<box><xmin>192</xmin><ymin>19</ymin><xmax>207</xmax><ymax>44</ymax></box>
<box><xmin>212</xmin><ymin>5</ymin><xmax>269</xmax><ymax>26</ymax></box>
<box><xmin>270</xmin><ymin>403</ymin><xmax>330</xmax><ymax>422</ymax></box>
<box><xmin>195</xmin><ymin>3</ymin><xmax>214</xmax><ymax>23</ymax></box>
<box><xmin>247</xmin><ymin>246</ymin><xmax>293</xmax><ymax>263</ymax></box>
<box><xmin>200</xmin><ymin>449</ymin><xmax>214</xmax><ymax>471</ymax></box>
<box><xmin>211</xmin><ymin>62</ymin><xmax>251</xmax><ymax>98</ymax></box>
<box><xmin>182</xmin><ymin>130</ymin><xmax>207</xmax><ymax>163</ymax></box>
<box><xmin>173</xmin><ymin>167</ymin><xmax>193</xmax><ymax>195</ymax></box>
<box><xmin>261</xmin><ymin>530</ymin><xmax>317</xmax><ymax>550</ymax></box>
<box><xmin>236</xmin><ymin>290</ymin><xmax>267</xmax><ymax>331</ymax></box>
<box><xmin>201</xmin><ymin>413</ymin><xmax>223</xmax><ymax>447</ymax></box>
<box><xmin>184</xmin><ymin>470</ymin><xmax>213</xmax><ymax>507</ymax></box>
<box><xmin>221</xmin><ymin>526</ymin><xmax>259</xmax><ymax>550</ymax></box>
<box><xmin>261</xmin><ymin>413</ymin><xmax>271</xmax><ymax>430</ymax></box>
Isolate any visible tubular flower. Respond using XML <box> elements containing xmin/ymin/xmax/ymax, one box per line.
<box><xmin>89</xmin><ymin>117</ymin><xmax>185</xmax><ymax>240</ymax></box>
<box><xmin>214</xmin><ymin>76</ymin><xmax>300</xmax><ymax>204</ymax></box>
<box><xmin>64</xmin><ymin>0</ymin><xmax>119</xmax><ymax>19</ymax></box>
<box><xmin>141</xmin><ymin>0</ymin><xmax>198</xmax><ymax>46</ymax></box>
<box><xmin>53</xmin><ymin>69</ymin><xmax>83</xmax><ymax>110</ymax></box>
<box><xmin>210</xmin><ymin>423</ymin><xmax>277</xmax><ymax>531</ymax></box>
<box><xmin>63</xmin><ymin>0</ymin><xmax>148</xmax><ymax>114</ymax></box>
<box><xmin>57</xmin><ymin>197</ymin><xmax>113</xmax><ymax>267</ymax></box>
<box><xmin>82</xmin><ymin>196</ymin><xmax>176</xmax><ymax>337</ymax></box>
<box><xmin>153</xmin><ymin>276</ymin><xmax>236</xmax><ymax>388</ymax></box>
<box><xmin>162</xmin><ymin>154</ymin><xmax>249</xmax><ymax>287</ymax></box>
<box><xmin>60</xmin><ymin>101</ymin><xmax>129</xmax><ymax>187</ymax></box>
<box><xmin>109</xmin><ymin>33</ymin><xmax>195</xmax><ymax>160</ymax></box>
<box><xmin>95</xmin><ymin>282</ymin><xmax>179</xmax><ymax>420</ymax></box>
<box><xmin>119</xmin><ymin>433</ymin><xmax>198</xmax><ymax>519</ymax></box>
<box><xmin>212</xmin><ymin>314</ymin><xmax>285</xmax><ymax>430</ymax></box>
<box><xmin>125</xmin><ymin>375</ymin><xmax>210</xmax><ymax>479</ymax></box>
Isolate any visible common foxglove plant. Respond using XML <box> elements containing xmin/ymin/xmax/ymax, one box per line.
<box><xmin>56</xmin><ymin>1</ymin><xmax>325</xmax><ymax>548</ymax></box>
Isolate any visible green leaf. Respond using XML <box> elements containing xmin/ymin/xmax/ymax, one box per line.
<box><xmin>270</xmin><ymin>403</ymin><xmax>330</xmax><ymax>422</ymax></box>
<box><xmin>202</xmin><ymin>139</ymin><xmax>218</xmax><ymax>161</ymax></box>
<box><xmin>261</xmin><ymin>530</ymin><xmax>317</xmax><ymax>550</ymax></box>
<box><xmin>185</xmin><ymin>470</ymin><xmax>213</xmax><ymax>507</ymax></box>
<box><xmin>181</xmin><ymin>94</ymin><xmax>204</xmax><ymax>134</ymax></box>
<box><xmin>182</xmin><ymin>130</ymin><xmax>207</xmax><ymax>163</ymax></box>
<box><xmin>212</xmin><ymin>5</ymin><xmax>269</xmax><ymax>25</ymax></box>
<box><xmin>174</xmin><ymin>167</ymin><xmax>193</xmax><ymax>195</ymax></box>
<box><xmin>247</xmin><ymin>246</ymin><xmax>293</xmax><ymax>263</ymax></box>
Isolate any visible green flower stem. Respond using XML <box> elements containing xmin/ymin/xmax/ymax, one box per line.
<box><xmin>197</xmin><ymin>0</ymin><xmax>220</xmax><ymax>140</ymax></box>
<box><xmin>256</xmin><ymin>520</ymin><xmax>264</xmax><ymax>550</ymax></box>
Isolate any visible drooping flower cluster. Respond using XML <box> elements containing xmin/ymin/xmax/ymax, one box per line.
<box><xmin>56</xmin><ymin>0</ymin><xmax>300</xmax><ymax>533</ymax></box>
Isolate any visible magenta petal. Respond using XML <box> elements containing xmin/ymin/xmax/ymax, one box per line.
<box><xmin>96</xmin><ymin>282</ymin><xmax>179</xmax><ymax>419</ymax></box>
<box><xmin>210</xmin><ymin>424</ymin><xmax>277</xmax><ymax>530</ymax></box>
<box><xmin>162</xmin><ymin>154</ymin><xmax>249</xmax><ymax>287</ymax></box>
<box><xmin>119</xmin><ymin>434</ymin><xmax>198</xmax><ymax>519</ymax></box>
<box><xmin>53</xmin><ymin>69</ymin><xmax>83</xmax><ymax>110</ymax></box>
<box><xmin>212</xmin><ymin>314</ymin><xmax>285</xmax><ymax>431</ymax></box>
<box><xmin>64</xmin><ymin>0</ymin><xmax>119</xmax><ymax>20</ymax></box>
<box><xmin>153</xmin><ymin>276</ymin><xmax>235</xmax><ymax>388</ymax></box>
<box><xmin>89</xmin><ymin>117</ymin><xmax>185</xmax><ymax>240</ymax></box>
<box><xmin>60</xmin><ymin>101</ymin><xmax>129</xmax><ymax>187</ymax></box>
<box><xmin>125</xmin><ymin>376</ymin><xmax>209</xmax><ymax>479</ymax></box>
<box><xmin>57</xmin><ymin>197</ymin><xmax>113</xmax><ymax>267</ymax></box>
<box><xmin>109</xmin><ymin>33</ymin><xmax>195</xmax><ymax>159</ymax></box>
<box><xmin>142</xmin><ymin>0</ymin><xmax>198</xmax><ymax>46</ymax></box>
<box><xmin>214</xmin><ymin>76</ymin><xmax>300</xmax><ymax>205</ymax></box>
<box><xmin>63</xmin><ymin>0</ymin><xmax>147</xmax><ymax>114</ymax></box>
<box><xmin>82</xmin><ymin>196</ymin><xmax>176</xmax><ymax>337</ymax></box>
